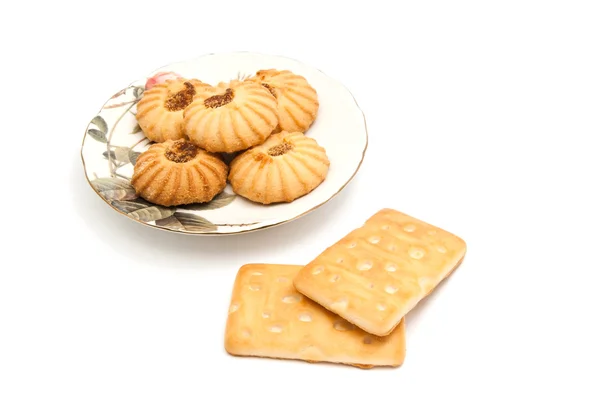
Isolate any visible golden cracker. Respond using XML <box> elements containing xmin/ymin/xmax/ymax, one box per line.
<box><xmin>225</xmin><ymin>264</ymin><xmax>406</xmax><ymax>368</ymax></box>
<box><xmin>293</xmin><ymin>208</ymin><xmax>466</xmax><ymax>336</ymax></box>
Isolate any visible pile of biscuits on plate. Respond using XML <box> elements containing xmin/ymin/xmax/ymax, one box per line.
<box><xmin>131</xmin><ymin>69</ymin><xmax>330</xmax><ymax>207</ymax></box>
<box><xmin>224</xmin><ymin>208</ymin><xmax>467</xmax><ymax>368</ymax></box>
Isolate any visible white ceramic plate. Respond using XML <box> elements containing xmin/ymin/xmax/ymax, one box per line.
<box><xmin>81</xmin><ymin>52</ymin><xmax>368</xmax><ymax>235</ymax></box>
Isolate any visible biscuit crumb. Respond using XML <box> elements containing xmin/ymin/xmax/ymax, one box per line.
<box><xmin>268</xmin><ymin>142</ymin><xmax>293</xmax><ymax>156</ymax></box>
<box><xmin>165</xmin><ymin>140</ymin><xmax>199</xmax><ymax>163</ymax></box>
<box><xmin>164</xmin><ymin>81</ymin><xmax>196</xmax><ymax>111</ymax></box>
<box><xmin>204</xmin><ymin>88</ymin><xmax>234</xmax><ymax>108</ymax></box>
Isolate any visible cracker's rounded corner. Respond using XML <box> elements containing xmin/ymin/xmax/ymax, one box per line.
<box><xmin>364</xmin><ymin>208</ymin><xmax>397</xmax><ymax>223</ymax></box>
<box><xmin>376</xmin><ymin>207</ymin><xmax>400</xmax><ymax>215</ymax></box>
<box><xmin>460</xmin><ymin>236</ymin><xmax>468</xmax><ymax>255</ymax></box>
<box><xmin>454</xmin><ymin>231</ymin><xmax>468</xmax><ymax>250</ymax></box>
<box><xmin>377</xmin><ymin>327</ymin><xmax>396</xmax><ymax>338</ymax></box>
<box><xmin>452</xmin><ymin>235</ymin><xmax>468</xmax><ymax>265</ymax></box>
<box><xmin>237</xmin><ymin>263</ymin><xmax>263</xmax><ymax>274</ymax></box>
<box><xmin>291</xmin><ymin>266</ymin><xmax>306</xmax><ymax>285</ymax></box>
<box><xmin>223</xmin><ymin>339</ymin><xmax>237</xmax><ymax>356</ymax></box>
<box><xmin>291</xmin><ymin>271</ymin><xmax>311</xmax><ymax>296</ymax></box>
<box><xmin>390</xmin><ymin>352</ymin><xmax>406</xmax><ymax>369</ymax></box>
<box><xmin>234</xmin><ymin>263</ymin><xmax>265</xmax><ymax>280</ymax></box>
<box><xmin>223</xmin><ymin>332</ymin><xmax>244</xmax><ymax>357</ymax></box>
<box><xmin>367</xmin><ymin>317</ymin><xmax>401</xmax><ymax>338</ymax></box>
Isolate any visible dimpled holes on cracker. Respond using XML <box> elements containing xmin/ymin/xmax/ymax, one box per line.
<box><xmin>293</xmin><ymin>208</ymin><xmax>466</xmax><ymax>336</ymax></box>
<box><xmin>224</xmin><ymin>263</ymin><xmax>406</xmax><ymax>368</ymax></box>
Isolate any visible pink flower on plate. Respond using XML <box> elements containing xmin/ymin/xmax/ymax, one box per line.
<box><xmin>144</xmin><ymin>71</ymin><xmax>182</xmax><ymax>90</ymax></box>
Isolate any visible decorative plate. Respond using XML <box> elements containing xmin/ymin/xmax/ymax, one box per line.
<box><xmin>81</xmin><ymin>52</ymin><xmax>368</xmax><ymax>235</ymax></box>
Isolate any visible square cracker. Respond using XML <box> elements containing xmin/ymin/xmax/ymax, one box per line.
<box><xmin>293</xmin><ymin>208</ymin><xmax>466</xmax><ymax>337</ymax></box>
<box><xmin>224</xmin><ymin>264</ymin><xmax>406</xmax><ymax>368</ymax></box>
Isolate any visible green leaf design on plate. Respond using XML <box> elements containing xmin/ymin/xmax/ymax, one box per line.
<box><xmin>102</xmin><ymin>147</ymin><xmax>130</xmax><ymax>163</ymax></box>
<box><xmin>92</xmin><ymin>177</ymin><xmax>132</xmax><ymax>191</ymax></box>
<box><xmin>153</xmin><ymin>215</ymin><xmax>185</xmax><ymax>230</ymax></box>
<box><xmin>129</xmin><ymin>124</ymin><xmax>142</xmax><ymax>135</ymax></box>
<box><xmin>110</xmin><ymin>199</ymin><xmax>150</xmax><ymax>214</ymax></box>
<box><xmin>129</xmin><ymin>149</ymin><xmax>141</xmax><ymax>166</ymax></box>
<box><xmin>90</xmin><ymin>115</ymin><xmax>108</xmax><ymax>134</ymax></box>
<box><xmin>129</xmin><ymin>205</ymin><xmax>174</xmax><ymax>222</ymax></box>
<box><xmin>155</xmin><ymin>212</ymin><xmax>217</xmax><ymax>232</ymax></box>
<box><xmin>114</xmin><ymin>147</ymin><xmax>130</xmax><ymax>163</ymax></box>
<box><xmin>91</xmin><ymin>177</ymin><xmax>217</xmax><ymax>231</ymax></box>
<box><xmin>91</xmin><ymin>177</ymin><xmax>137</xmax><ymax>201</ymax></box>
<box><xmin>179</xmin><ymin>192</ymin><xmax>236</xmax><ymax>211</ymax></box>
<box><xmin>102</xmin><ymin>150</ymin><xmax>116</xmax><ymax>160</ymax></box>
<box><xmin>87</xmin><ymin>128</ymin><xmax>107</xmax><ymax>143</ymax></box>
<box><xmin>111</xmin><ymin>199</ymin><xmax>174</xmax><ymax>222</ymax></box>
<box><xmin>133</xmin><ymin>86</ymin><xmax>145</xmax><ymax>99</ymax></box>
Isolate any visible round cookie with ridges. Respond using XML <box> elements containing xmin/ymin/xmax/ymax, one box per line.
<box><xmin>136</xmin><ymin>78</ymin><xmax>213</xmax><ymax>143</ymax></box>
<box><xmin>131</xmin><ymin>139</ymin><xmax>228</xmax><ymax>207</ymax></box>
<box><xmin>228</xmin><ymin>131</ymin><xmax>330</xmax><ymax>205</ymax></box>
<box><xmin>248</xmin><ymin>69</ymin><xmax>319</xmax><ymax>133</ymax></box>
<box><xmin>183</xmin><ymin>80</ymin><xmax>278</xmax><ymax>154</ymax></box>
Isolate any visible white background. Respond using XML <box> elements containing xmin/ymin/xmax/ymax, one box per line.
<box><xmin>1</xmin><ymin>1</ymin><xmax>599</xmax><ymax>400</ymax></box>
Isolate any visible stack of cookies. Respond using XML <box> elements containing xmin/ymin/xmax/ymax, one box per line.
<box><xmin>131</xmin><ymin>70</ymin><xmax>330</xmax><ymax>207</ymax></box>
<box><xmin>224</xmin><ymin>208</ymin><xmax>467</xmax><ymax>368</ymax></box>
